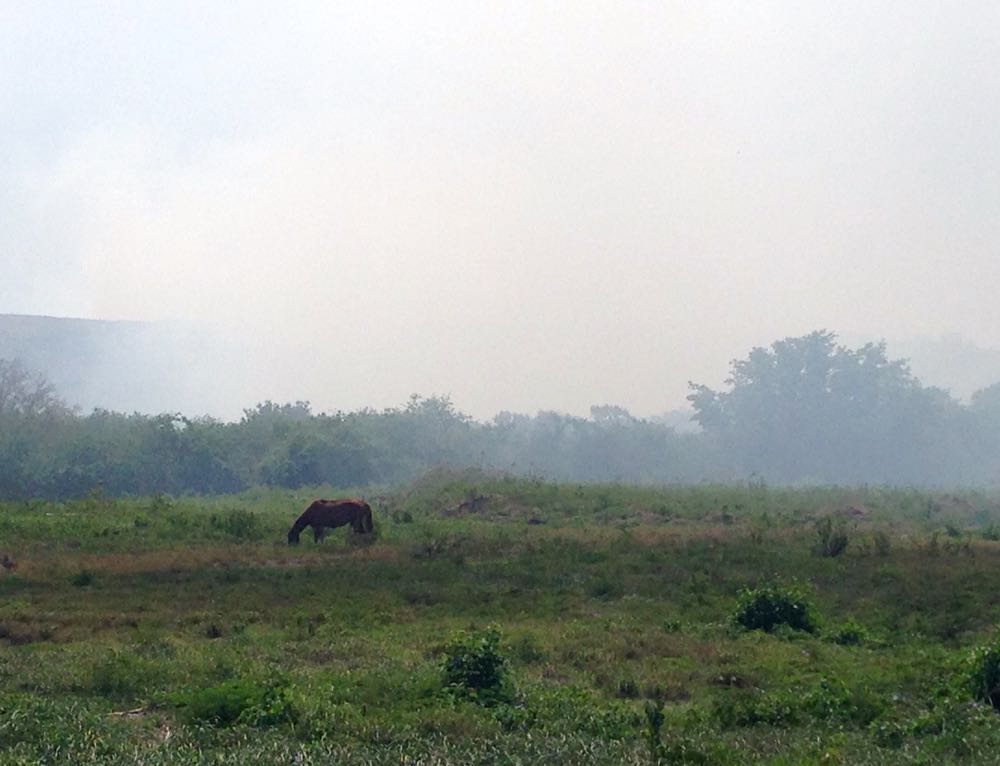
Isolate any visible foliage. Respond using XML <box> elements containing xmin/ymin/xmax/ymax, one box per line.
<box><xmin>713</xmin><ymin>679</ymin><xmax>883</xmax><ymax>729</ymax></box>
<box><xmin>172</xmin><ymin>678</ymin><xmax>296</xmax><ymax>727</ymax></box>
<box><xmin>7</xmin><ymin>327</ymin><xmax>1000</xmax><ymax>499</ymax></box>
<box><xmin>731</xmin><ymin>582</ymin><xmax>818</xmax><ymax>634</ymax></box>
<box><xmin>0</xmin><ymin>358</ymin><xmax>70</xmax><ymax>416</ymax></box>
<box><xmin>828</xmin><ymin>619</ymin><xmax>871</xmax><ymax>646</ymax></box>
<box><xmin>441</xmin><ymin>625</ymin><xmax>512</xmax><ymax>705</ymax></box>
<box><xmin>815</xmin><ymin>516</ymin><xmax>850</xmax><ymax>557</ymax></box>
<box><xmin>966</xmin><ymin>630</ymin><xmax>1000</xmax><ymax>710</ymax></box>
<box><xmin>687</xmin><ymin>331</ymin><xmax>979</xmax><ymax>485</ymax></box>
<box><xmin>70</xmin><ymin>570</ymin><xmax>95</xmax><ymax>587</ymax></box>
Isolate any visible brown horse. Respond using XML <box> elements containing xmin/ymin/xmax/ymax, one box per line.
<box><xmin>287</xmin><ymin>498</ymin><xmax>374</xmax><ymax>544</ymax></box>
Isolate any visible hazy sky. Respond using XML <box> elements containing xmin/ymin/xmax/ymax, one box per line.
<box><xmin>4</xmin><ymin>2</ymin><xmax>1000</xmax><ymax>418</ymax></box>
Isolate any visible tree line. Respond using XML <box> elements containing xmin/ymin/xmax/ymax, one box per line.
<box><xmin>2</xmin><ymin>331</ymin><xmax>999</xmax><ymax>499</ymax></box>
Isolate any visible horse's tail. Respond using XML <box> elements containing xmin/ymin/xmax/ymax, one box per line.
<box><xmin>363</xmin><ymin>503</ymin><xmax>374</xmax><ymax>533</ymax></box>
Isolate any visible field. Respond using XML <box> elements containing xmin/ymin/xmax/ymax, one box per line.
<box><xmin>3</xmin><ymin>470</ymin><xmax>1000</xmax><ymax>764</ymax></box>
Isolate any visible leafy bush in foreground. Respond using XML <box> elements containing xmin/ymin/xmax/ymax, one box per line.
<box><xmin>441</xmin><ymin>625</ymin><xmax>512</xmax><ymax>705</ymax></box>
<box><xmin>967</xmin><ymin>630</ymin><xmax>1000</xmax><ymax>710</ymax></box>
<box><xmin>172</xmin><ymin>678</ymin><xmax>295</xmax><ymax>727</ymax></box>
<box><xmin>732</xmin><ymin>582</ymin><xmax>818</xmax><ymax>634</ymax></box>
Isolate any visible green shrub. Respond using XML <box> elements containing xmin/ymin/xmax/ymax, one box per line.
<box><xmin>815</xmin><ymin>516</ymin><xmax>849</xmax><ymax>557</ymax></box>
<box><xmin>662</xmin><ymin>617</ymin><xmax>683</xmax><ymax>634</ymax></box>
<box><xmin>731</xmin><ymin>582</ymin><xmax>818</xmax><ymax>634</ymax></box>
<box><xmin>441</xmin><ymin>625</ymin><xmax>512</xmax><ymax>705</ymax></box>
<box><xmin>714</xmin><ymin>679</ymin><xmax>883</xmax><ymax>730</ymax></box>
<box><xmin>967</xmin><ymin>631</ymin><xmax>1000</xmax><ymax>710</ymax></box>
<box><xmin>70</xmin><ymin>570</ymin><xmax>94</xmax><ymax>588</ymax></box>
<box><xmin>172</xmin><ymin>678</ymin><xmax>295</xmax><ymax>727</ymax></box>
<box><xmin>800</xmin><ymin>678</ymin><xmax>884</xmax><ymax>726</ymax></box>
<box><xmin>828</xmin><ymin>619</ymin><xmax>870</xmax><ymax>646</ymax></box>
<box><xmin>713</xmin><ymin>689</ymin><xmax>800</xmax><ymax>728</ymax></box>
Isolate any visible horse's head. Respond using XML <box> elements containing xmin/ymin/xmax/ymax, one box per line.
<box><xmin>287</xmin><ymin>528</ymin><xmax>300</xmax><ymax>545</ymax></box>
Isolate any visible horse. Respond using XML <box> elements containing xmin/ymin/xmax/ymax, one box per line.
<box><xmin>287</xmin><ymin>498</ymin><xmax>374</xmax><ymax>544</ymax></box>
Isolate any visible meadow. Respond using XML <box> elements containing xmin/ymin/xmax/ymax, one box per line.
<box><xmin>3</xmin><ymin>470</ymin><xmax>1000</xmax><ymax>764</ymax></box>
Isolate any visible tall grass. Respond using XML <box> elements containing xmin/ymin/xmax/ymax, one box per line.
<box><xmin>3</xmin><ymin>473</ymin><xmax>1000</xmax><ymax>763</ymax></box>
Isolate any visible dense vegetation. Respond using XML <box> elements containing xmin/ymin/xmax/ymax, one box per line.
<box><xmin>3</xmin><ymin>331</ymin><xmax>1000</xmax><ymax>499</ymax></box>
<box><xmin>3</xmin><ymin>473</ymin><xmax>1000</xmax><ymax>763</ymax></box>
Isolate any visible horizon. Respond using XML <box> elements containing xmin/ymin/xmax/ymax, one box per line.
<box><xmin>3</xmin><ymin>311</ymin><xmax>1000</xmax><ymax>422</ymax></box>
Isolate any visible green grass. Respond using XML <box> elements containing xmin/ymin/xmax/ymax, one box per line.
<box><xmin>3</xmin><ymin>472</ymin><xmax>1000</xmax><ymax>763</ymax></box>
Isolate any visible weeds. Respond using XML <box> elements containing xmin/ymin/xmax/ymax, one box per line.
<box><xmin>209</xmin><ymin>508</ymin><xmax>263</xmax><ymax>542</ymax></box>
<box><xmin>966</xmin><ymin>630</ymin><xmax>1000</xmax><ymax>710</ymax></box>
<box><xmin>815</xmin><ymin>516</ymin><xmax>850</xmax><ymax>557</ymax></box>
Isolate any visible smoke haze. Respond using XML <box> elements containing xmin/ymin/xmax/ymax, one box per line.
<box><xmin>4</xmin><ymin>3</ymin><xmax>1000</xmax><ymax>418</ymax></box>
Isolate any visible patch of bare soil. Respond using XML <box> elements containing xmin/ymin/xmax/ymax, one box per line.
<box><xmin>443</xmin><ymin>494</ymin><xmax>545</xmax><ymax>523</ymax></box>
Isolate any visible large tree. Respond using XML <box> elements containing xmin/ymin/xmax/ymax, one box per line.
<box><xmin>0</xmin><ymin>358</ymin><xmax>69</xmax><ymax>416</ymax></box>
<box><xmin>687</xmin><ymin>331</ymin><xmax>969</xmax><ymax>484</ymax></box>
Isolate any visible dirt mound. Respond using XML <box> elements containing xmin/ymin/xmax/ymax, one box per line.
<box><xmin>831</xmin><ymin>504</ymin><xmax>873</xmax><ymax>519</ymax></box>
<box><xmin>443</xmin><ymin>494</ymin><xmax>543</xmax><ymax>523</ymax></box>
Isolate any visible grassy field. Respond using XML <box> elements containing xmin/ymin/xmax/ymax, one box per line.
<box><xmin>3</xmin><ymin>470</ymin><xmax>1000</xmax><ymax>764</ymax></box>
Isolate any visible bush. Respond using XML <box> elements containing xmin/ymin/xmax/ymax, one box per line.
<box><xmin>172</xmin><ymin>678</ymin><xmax>295</xmax><ymax>727</ymax></box>
<box><xmin>828</xmin><ymin>618</ymin><xmax>870</xmax><ymax>646</ymax></box>
<box><xmin>441</xmin><ymin>625</ymin><xmax>512</xmax><ymax>705</ymax></box>
<box><xmin>731</xmin><ymin>582</ymin><xmax>818</xmax><ymax>634</ymax></box>
<box><xmin>815</xmin><ymin>517</ymin><xmax>849</xmax><ymax>557</ymax></box>
<box><xmin>967</xmin><ymin>631</ymin><xmax>1000</xmax><ymax>710</ymax></box>
<box><xmin>714</xmin><ymin>679</ymin><xmax>883</xmax><ymax>730</ymax></box>
<box><xmin>70</xmin><ymin>570</ymin><xmax>94</xmax><ymax>588</ymax></box>
<box><xmin>713</xmin><ymin>689</ymin><xmax>800</xmax><ymax>728</ymax></box>
<box><xmin>800</xmin><ymin>678</ymin><xmax>884</xmax><ymax>725</ymax></box>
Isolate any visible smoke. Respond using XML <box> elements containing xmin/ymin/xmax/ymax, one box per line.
<box><xmin>5</xmin><ymin>2</ymin><xmax>1000</xmax><ymax>418</ymax></box>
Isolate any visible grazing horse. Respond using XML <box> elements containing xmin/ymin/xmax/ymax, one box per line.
<box><xmin>287</xmin><ymin>498</ymin><xmax>374</xmax><ymax>544</ymax></box>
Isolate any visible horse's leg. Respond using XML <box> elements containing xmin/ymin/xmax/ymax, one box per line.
<box><xmin>313</xmin><ymin>524</ymin><xmax>326</xmax><ymax>542</ymax></box>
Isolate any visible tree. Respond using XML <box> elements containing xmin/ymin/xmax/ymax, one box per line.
<box><xmin>687</xmin><ymin>331</ymin><xmax>968</xmax><ymax>484</ymax></box>
<box><xmin>0</xmin><ymin>360</ymin><xmax>72</xmax><ymax>497</ymax></box>
<box><xmin>0</xmin><ymin>359</ymin><xmax>69</xmax><ymax>416</ymax></box>
<box><xmin>969</xmin><ymin>382</ymin><xmax>1000</xmax><ymax>483</ymax></box>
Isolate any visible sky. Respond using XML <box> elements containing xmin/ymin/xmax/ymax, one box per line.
<box><xmin>3</xmin><ymin>2</ymin><xmax>1000</xmax><ymax>419</ymax></box>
